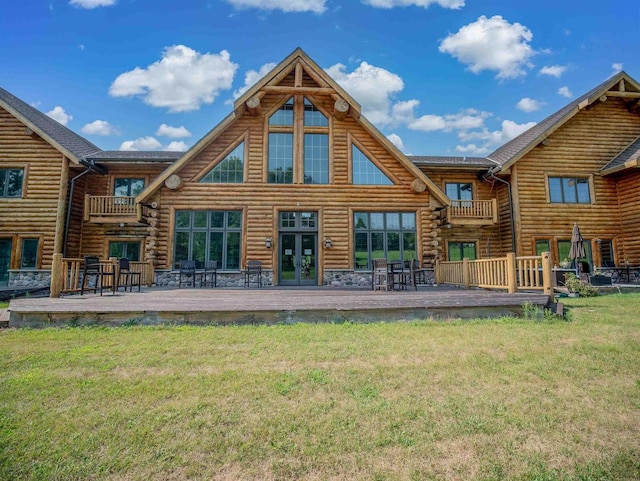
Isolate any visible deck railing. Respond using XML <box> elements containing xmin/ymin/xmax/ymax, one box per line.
<box><xmin>50</xmin><ymin>254</ymin><xmax>155</xmax><ymax>297</ymax></box>
<box><xmin>83</xmin><ymin>195</ymin><xmax>150</xmax><ymax>223</ymax></box>
<box><xmin>447</xmin><ymin>199</ymin><xmax>498</xmax><ymax>224</ymax></box>
<box><xmin>436</xmin><ymin>252</ymin><xmax>552</xmax><ymax>294</ymax></box>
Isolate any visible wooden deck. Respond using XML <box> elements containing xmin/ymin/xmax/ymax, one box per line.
<box><xmin>5</xmin><ymin>286</ymin><xmax>551</xmax><ymax>328</ymax></box>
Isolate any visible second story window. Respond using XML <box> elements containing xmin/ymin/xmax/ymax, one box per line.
<box><xmin>352</xmin><ymin>145</ymin><xmax>392</xmax><ymax>185</ymax></box>
<box><xmin>200</xmin><ymin>142</ymin><xmax>245</xmax><ymax>183</ymax></box>
<box><xmin>0</xmin><ymin>168</ymin><xmax>24</xmax><ymax>198</ymax></box>
<box><xmin>548</xmin><ymin>177</ymin><xmax>591</xmax><ymax>204</ymax></box>
<box><xmin>445</xmin><ymin>182</ymin><xmax>473</xmax><ymax>201</ymax></box>
<box><xmin>114</xmin><ymin>178</ymin><xmax>144</xmax><ymax>197</ymax></box>
<box><xmin>267</xmin><ymin>96</ymin><xmax>329</xmax><ymax>184</ymax></box>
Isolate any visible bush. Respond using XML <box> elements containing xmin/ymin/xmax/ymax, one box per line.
<box><xmin>564</xmin><ymin>273</ymin><xmax>598</xmax><ymax>297</ymax></box>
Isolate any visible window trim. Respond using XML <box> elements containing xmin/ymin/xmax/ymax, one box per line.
<box><xmin>12</xmin><ymin>234</ymin><xmax>43</xmax><ymax>270</ymax></box>
<box><xmin>104</xmin><ymin>237</ymin><xmax>145</xmax><ymax>261</ymax></box>
<box><xmin>194</xmin><ymin>132</ymin><xmax>249</xmax><ymax>183</ymax></box>
<box><xmin>444</xmin><ymin>181</ymin><xmax>475</xmax><ymax>201</ymax></box>
<box><xmin>545</xmin><ymin>173</ymin><xmax>594</xmax><ymax>204</ymax></box>
<box><xmin>445</xmin><ymin>240</ymin><xmax>478</xmax><ymax>261</ymax></box>
<box><xmin>0</xmin><ymin>165</ymin><xmax>27</xmax><ymax>199</ymax></box>
<box><xmin>348</xmin><ymin>134</ymin><xmax>397</xmax><ymax>186</ymax></box>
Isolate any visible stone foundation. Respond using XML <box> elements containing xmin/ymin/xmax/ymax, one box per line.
<box><xmin>323</xmin><ymin>270</ymin><xmax>373</xmax><ymax>287</ymax></box>
<box><xmin>8</xmin><ymin>270</ymin><xmax>51</xmax><ymax>288</ymax></box>
<box><xmin>154</xmin><ymin>270</ymin><xmax>273</xmax><ymax>288</ymax></box>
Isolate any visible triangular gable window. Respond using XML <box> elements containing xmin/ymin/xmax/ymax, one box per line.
<box><xmin>304</xmin><ymin>98</ymin><xmax>328</xmax><ymax>127</ymax></box>
<box><xmin>352</xmin><ymin>145</ymin><xmax>393</xmax><ymax>185</ymax></box>
<box><xmin>200</xmin><ymin>142</ymin><xmax>244</xmax><ymax>183</ymax></box>
<box><xmin>269</xmin><ymin>98</ymin><xmax>294</xmax><ymax>126</ymax></box>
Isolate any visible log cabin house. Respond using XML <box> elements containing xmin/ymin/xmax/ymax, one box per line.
<box><xmin>1</xmin><ymin>48</ymin><xmax>639</xmax><ymax>289</ymax></box>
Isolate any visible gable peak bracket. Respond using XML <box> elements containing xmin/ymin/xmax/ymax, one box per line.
<box><xmin>333</xmin><ymin>98</ymin><xmax>349</xmax><ymax>121</ymax></box>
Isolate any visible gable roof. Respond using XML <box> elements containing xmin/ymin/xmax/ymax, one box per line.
<box><xmin>487</xmin><ymin>71</ymin><xmax>640</xmax><ymax>173</ymax></box>
<box><xmin>138</xmin><ymin>48</ymin><xmax>449</xmax><ymax>206</ymax></box>
<box><xmin>409</xmin><ymin>155</ymin><xmax>497</xmax><ymax>170</ymax></box>
<box><xmin>0</xmin><ymin>86</ymin><xmax>100</xmax><ymax>163</ymax></box>
<box><xmin>601</xmin><ymin>135</ymin><xmax>640</xmax><ymax>175</ymax></box>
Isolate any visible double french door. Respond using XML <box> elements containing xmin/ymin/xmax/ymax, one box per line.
<box><xmin>278</xmin><ymin>212</ymin><xmax>318</xmax><ymax>286</ymax></box>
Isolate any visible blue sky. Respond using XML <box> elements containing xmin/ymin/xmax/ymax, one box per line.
<box><xmin>1</xmin><ymin>0</ymin><xmax>638</xmax><ymax>156</ymax></box>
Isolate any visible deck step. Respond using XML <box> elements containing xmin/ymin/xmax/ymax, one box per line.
<box><xmin>0</xmin><ymin>308</ymin><xmax>9</xmax><ymax>328</ymax></box>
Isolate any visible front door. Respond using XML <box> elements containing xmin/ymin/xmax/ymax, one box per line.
<box><xmin>0</xmin><ymin>239</ymin><xmax>12</xmax><ymax>287</ymax></box>
<box><xmin>278</xmin><ymin>212</ymin><xmax>318</xmax><ymax>285</ymax></box>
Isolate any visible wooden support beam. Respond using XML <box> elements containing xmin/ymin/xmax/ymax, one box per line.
<box><xmin>605</xmin><ymin>91</ymin><xmax>640</xmax><ymax>98</ymax></box>
<box><xmin>262</xmin><ymin>86</ymin><xmax>336</xmax><ymax>96</ymax></box>
<box><xmin>599</xmin><ymin>95</ymin><xmax>608</xmax><ymax>102</ymax></box>
<box><xmin>164</xmin><ymin>174</ymin><xmax>182</xmax><ymax>190</ymax></box>
<box><xmin>333</xmin><ymin>98</ymin><xmax>349</xmax><ymax>121</ymax></box>
<box><xmin>294</xmin><ymin>62</ymin><xmax>303</xmax><ymax>87</ymax></box>
<box><xmin>24</xmin><ymin>127</ymin><xmax>39</xmax><ymax>139</ymax></box>
<box><xmin>50</xmin><ymin>253</ymin><xmax>63</xmax><ymax>298</ymax></box>
<box><xmin>542</xmin><ymin>251</ymin><xmax>553</xmax><ymax>296</ymax></box>
<box><xmin>506</xmin><ymin>252</ymin><xmax>517</xmax><ymax>294</ymax></box>
<box><xmin>246</xmin><ymin>95</ymin><xmax>262</xmax><ymax>116</ymax></box>
<box><xmin>619</xmin><ymin>79</ymin><xmax>626</xmax><ymax>92</ymax></box>
<box><xmin>411</xmin><ymin>178</ymin><xmax>427</xmax><ymax>193</ymax></box>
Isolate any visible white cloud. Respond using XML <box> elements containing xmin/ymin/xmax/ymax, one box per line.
<box><xmin>109</xmin><ymin>45</ymin><xmax>238</xmax><ymax>112</ymax></box>
<box><xmin>119</xmin><ymin>136</ymin><xmax>163</xmax><ymax>151</ymax></box>
<box><xmin>612</xmin><ymin>63</ymin><xmax>623</xmax><ymax>75</ymax></box>
<box><xmin>558</xmin><ymin>86</ymin><xmax>573</xmax><ymax>98</ymax></box>
<box><xmin>232</xmin><ymin>62</ymin><xmax>277</xmax><ymax>100</ymax></box>
<box><xmin>362</xmin><ymin>0</ymin><xmax>464</xmax><ymax>9</ymax></box>
<box><xmin>46</xmin><ymin>106</ymin><xmax>72</xmax><ymax>126</ymax></box>
<box><xmin>457</xmin><ymin>119</ymin><xmax>536</xmax><ymax>154</ymax></box>
<box><xmin>156</xmin><ymin>124</ymin><xmax>191</xmax><ymax>138</ymax></box>
<box><xmin>69</xmin><ymin>0</ymin><xmax>116</xmax><ymax>8</ymax></box>
<box><xmin>81</xmin><ymin>120</ymin><xmax>119</xmax><ymax>135</ymax></box>
<box><xmin>409</xmin><ymin>109</ymin><xmax>490</xmax><ymax>133</ymax></box>
<box><xmin>164</xmin><ymin>141</ymin><xmax>189</xmax><ymax>152</ymax></box>
<box><xmin>390</xmin><ymin>100</ymin><xmax>419</xmax><ymax>125</ymax></box>
<box><xmin>224</xmin><ymin>0</ymin><xmax>326</xmax><ymax>13</ymax></box>
<box><xmin>516</xmin><ymin>97</ymin><xmax>545</xmax><ymax>113</ymax></box>
<box><xmin>439</xmin><ymin>15</ymin><xmax>534</xmax><ymax>80</ymax></box>
<box><xmin>386</xmin><ymin>133</ymin><xmax>405</xmax><ymax>151</ymax></box>
<box><xmin>325</xmin><ymin>61</ymin><xmax>409</xmax><ymax>126</ymax></box>
<box><xmin>539</xmin><ymin>65</ymin><xmax>567</xmax><ymax>78</ymax></box>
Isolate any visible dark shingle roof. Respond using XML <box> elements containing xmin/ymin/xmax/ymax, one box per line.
<box><xmin>409</xmin><ymin>156</ymin><xmax>496</xmax><ymax>169</ymax></box>
<box><xmin>487</xmin><ymin>72</ymin><xmax>630</xmax><ymax>169</ymax></box>
<box><xmin>601</xmin><ymin>136</ymin><xmax>640</xmax><ymax>174</ymax></box>
<box><xmin>87</xmin><ymin>151</ymin><xmax>182</xmax><ymax>162</ymax></box>
<box><xmin>0</xmin><ymin>86</ymin><xmax>100</xmax><ymax>161</ymax></box>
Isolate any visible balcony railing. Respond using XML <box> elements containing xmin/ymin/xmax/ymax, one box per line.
<box><xmin>446</xmin><ymin>199</ymin><xmax>498</xmax><ymax>225</ymax></box>
<box><xmin>84</xmin><ymin>195</ymin><xmax>146</xmax><ymax>224</ymax></box>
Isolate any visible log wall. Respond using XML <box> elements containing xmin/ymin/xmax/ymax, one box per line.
<box><xmin>0</xmin><ymin>106</ymin><xmax>66</xmax><ymax>269</ymax></box>
<box><xmin>511</xmin><ymin>97</ymin><xmax>640</xmax><ymax>266</ymax></box>
<box><xmin>616</xmin><ymin>170</ymin><xmax>640</xmax><ymax>264</ymax></box>
<box><xmin>151</xmin><ymin>92</ymin><xmax>437</xmax><ymax>281</ymax></box>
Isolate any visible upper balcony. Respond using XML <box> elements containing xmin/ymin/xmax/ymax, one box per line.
<box><xmin>84</xmin><ymin>195</ymin><xmax>149</xmax><ymax>224</ymax></box>
<box><xmin>446</xmin><ymin>199</ymin><xmax>498</xmax><ymax>226</ymax></box>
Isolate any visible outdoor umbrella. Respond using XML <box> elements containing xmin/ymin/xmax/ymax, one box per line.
<box><xmin>569</xmin><ymin>222</ymin><xmax>586</xmax><ymax>274</ymax></box>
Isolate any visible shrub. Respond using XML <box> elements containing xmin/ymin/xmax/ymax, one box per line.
<box><xmin>564</xmin><ymin>273</ymin><xmax>598</xmax><ymax>297</ymax></box>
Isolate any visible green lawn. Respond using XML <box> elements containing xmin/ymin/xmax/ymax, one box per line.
<box><xmin>1</xmin><ymin>294</ymin><xmax>639</xmax><ymax>480</ymax></box>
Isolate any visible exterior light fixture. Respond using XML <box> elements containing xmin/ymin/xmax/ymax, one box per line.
<box><xmin>324</xmin><ymin>237</ymin><xmax>332</xmax><ymax>248</ymax></box>
<box><xmin>265</xmin><ymin>237</ymin><xmax>272</xmax><ymax>249</ymax></box>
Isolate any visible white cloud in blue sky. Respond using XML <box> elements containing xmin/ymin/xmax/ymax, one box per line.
<box><xmin>81</xmin><ymin>120</ymin><xmax>119</xmax><ymax>136</ymax></box>
<box><xmin>232</xmin><ymin>62</ymin><xmax>278</xmax><ymax>100</ymax></box>
<box><xmin>439</xmin><ymin>15</ymin><xmax>535</xmax><ymax>80</ymax></box>
<box><xmin>45</xmin><ymin>106</ymin><xmax>72</xmax><ymax>126</ymax></box>
<box><xmin>516</xmin><ymin>98</ymin><xmax>545</xmax><ymax>113</ymax></box>
<box><xmin>362</xmin><ymin>0</ymin><xmax>464</xmax><ymax>9</ymax></box>
<box><xmin>539</xmin><ymin>65</ymin><xmax>567</xmax><ymax>78</ymax></box>
<box><xmin>69</xmin><ymin>0</ymin><xmax>116</xmax><ymax>8</ymax></box>
<box><xmin>225</xmin><ymin>0</ymin><xmax>327</xmax><ymax>13</ymax></box>
<box><xmin>156</xmin><ymin>124</ymin><xmax>192</xmax><ymax>139</ymax></box>
<box><xmin>558</xmin><ymin>86</ymin><xmax>573</xmax><ymax>98</ymax></box>
<box><xmin>109</xmin><ymin>46</ymin><xmax>238</xmax><ymax>113</ymax></box>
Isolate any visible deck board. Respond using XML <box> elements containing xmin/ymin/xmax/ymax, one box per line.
<box><xmin>7</xmin><ymin>286</ymin><xmax>550</xmax><ymax>327</ymax></box>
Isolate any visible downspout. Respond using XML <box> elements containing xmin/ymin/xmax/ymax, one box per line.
<box><xmin>62</xmin><ymin>154</ymin><xmax>106</xmax><ymax>257</ymax></box>
<box><xmin>484</xmin><ymin>169</ymin><xmax>516</xmax><ymax>254</ymax></box>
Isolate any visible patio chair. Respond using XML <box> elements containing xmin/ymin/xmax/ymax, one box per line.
<box><xmin>372</xmin><ymin>258</ymin><xmax>389</xmax><ymax>291</ymax></box>
<box><xmin>244</xmin><ymin>260</ymin><xmax>262</xmax><ymax>287</ymax></box>
<box><xmin>201</xmin><ymin>260</ymin><xmax>218</xmax><ymax>288</ymax></box>
<box><xmin>80</xmin><ymin>255</ymin><xmax>116</xmax><ymax>296</ymax></box>
<box><xmin>410</xmin><ymin>258</ymin><xmax>431</xmax><ymax>290</ymax></box>
<box><xmin>118</xmin><ymin>258</ymin><xmax>141</xmax><ymax>292</ymax></box>
<box><xmin>178</xmin><ymin>260</ymin><xmax>198</xmax><ymax>288</ymax></box>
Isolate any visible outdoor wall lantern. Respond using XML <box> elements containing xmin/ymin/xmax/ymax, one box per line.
<box><xmin>324</xmin><ymin>237</ymin><xmax>333</xmax><ymax>249</ymax></box>
<box><xmin>265</xmin><ymin>237</ymin><xmax>273</xmax><ymax>249</ymax></box>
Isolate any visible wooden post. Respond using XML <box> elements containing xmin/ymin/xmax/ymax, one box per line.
<box><xmin>491</xmin><ymin>198</ymin><xmax>498</xmax><ymax>224</ymax></box>
<box><xmin>53</xmin><ymin>156</ymin><xmax>69</xmax><ymax>255</ymax></box>
<box><xmin>110</xmin><ymin>257</ymin><xmax>119</xmax><ymax>292</ymax></box>
<box><xmin>542</xmin><ymin>251</ymin><xmax>553</xmax><ymax>296</ymax></box>
<box><xmin>463</xmin><ymin>258</ymin><xmax>470</xmax><ymax>288</ymax></box>
<box><xmin>506</xmin><ymin>252</ymin><xmax>517</xmax><ymax>294</ymax></box>
<box><xmin>434</xmin><ymin>259</ymin><xmax>440</xmax><ymax>284</ymax></box>
<box><xmin>50</xmin><ymin>253</ymin><xmax>63</xmax><ymax>298</ymax></box>
<box><xmin>83</xmin><ymin>194</ymin><xmax>90</xmax><ymax>222</ymax></box>
<box><xmin>146</xmin><ymin>261</ymin><xmax>155</xmax><ymax>287</ymax></box>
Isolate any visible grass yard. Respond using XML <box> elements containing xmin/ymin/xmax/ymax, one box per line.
<box><xmin>1</xmin><ymin>294</ymin><xmax>639</xmax><ymax>480</ymax></box>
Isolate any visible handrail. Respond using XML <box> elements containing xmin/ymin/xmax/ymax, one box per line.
<box><xmin>85</xmin><ymin>195</ymin><xmax>137</xmax><ymax>217</ymax></box>
<box><xmin>447</xmin><ymin>199</ymin><xmax>497</xmax><ymax>223</ymax></box>
<box><xmin>436</xmin><ymin>252</ymin><xmax>552</xmax><ymax>295</ymax></box>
